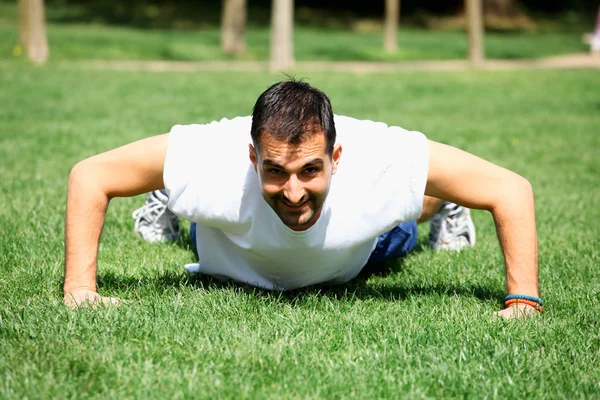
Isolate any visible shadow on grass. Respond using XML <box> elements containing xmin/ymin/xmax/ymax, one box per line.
<box><xmin>96</xmin><ymin>242</ymin><xmax>503</xmax><ymax>306</ymax></box>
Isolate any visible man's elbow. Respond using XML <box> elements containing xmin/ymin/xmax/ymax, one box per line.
<box><xmin>68</xmin><ymin>159</ymin><xmax>110</xmax><ymax>201</ymax></box>
<box><xmin>492</xmin><ymin>174</ymin><xmax>534</xmax><ymax>213</ymax></box>
<box><xmin>514</xmin><ymin>175</ymin><xmax>533</xmax><ymax>201</ymax></box>
<box><xmin>68</xmin><ymin>159</ymin><xmax>94</xmax><ymax>189</ymax></box>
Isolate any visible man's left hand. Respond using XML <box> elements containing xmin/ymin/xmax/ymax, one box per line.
<box><xmin>496</xmin><ymin>303</ymin><xmax>539</xmax><ymax>319</ymax></box>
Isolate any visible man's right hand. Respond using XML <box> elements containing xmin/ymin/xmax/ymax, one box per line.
<box><xmin>63</xmin><ymin>289</ymin><xmax>120</xmax><ymax>309</ymax></box>
<box><xmin>63</xmin><ymin>134</ymin><xmax>168</xmax><ymax>306</ymax></box>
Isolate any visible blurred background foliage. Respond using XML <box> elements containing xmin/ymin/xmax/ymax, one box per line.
<box><xmin>39</xmin><ymin>0</ymin><xmax>598</xmax><ymax>32</ymax></box>
<box><xmin>3</xmin><ymin>0</ymin><xmax>595</xmax><ymax>63</ymax></box>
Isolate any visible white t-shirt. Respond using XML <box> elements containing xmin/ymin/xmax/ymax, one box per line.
<box><xmin>163</xmin><ymin>115</ymin><xmax>429</xmax><ymax>290</ymax></box>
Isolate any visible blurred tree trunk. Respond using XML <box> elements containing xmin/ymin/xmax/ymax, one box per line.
<box><xmin>221</xmin><ymin>0</ymin><xmax>246</xmax><ymax>55</ymax></box>
<box><xmin>19</xmin><ymin>0</ymin><xmax>49</xmax><ymax>64</ymax></box>
<box><xmin>19</xmin><ymin>0</ymin><xmax>29</xmax><ymax>46</ymax></box>
<box><xmin>383</xmin><ymin>0</ymin><xmax>400</xmax><ymax>53</ymax></box>
<box><xmin>466</xmin><ymin>0</ymin><xmax>484</xmax><ymax>67</ymax></box>
<box><xmin>269</xmin><ymin>0</ymin><xmax>294</xmax><ymax>72</ymax></box>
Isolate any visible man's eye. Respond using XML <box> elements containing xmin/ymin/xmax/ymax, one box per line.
<box><xmin>304</xmin><ymin>168</ymin><xmax>319</xmax><ymax>175</ymax></box>
<box><xmin>268</xmin><ymin>168</ymin><xmax>283</xmax><ymax>175</ymax></box>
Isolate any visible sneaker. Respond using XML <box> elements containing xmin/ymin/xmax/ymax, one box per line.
<box><xmin>132</xmin><ymin>190</ymin><xmax>180</xmax><ymax>243</ymax></box>
<box><xmin>429</xmin><ymin>202</ymin><xmax>476</xmax><ymax>251</ymax></box>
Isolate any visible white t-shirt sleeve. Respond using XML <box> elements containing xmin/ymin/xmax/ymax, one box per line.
<box><xmin>356</xmin><ymin>126</ymin><xmax>429</xmax><ymax>227</ymax></box>
<box><xmin>331</xmin><ymin>116</ymin><xmax>429</xmax><ymax>234</ymax></box>
<box><xmin>162</xmin><ymin>117</ymin><xmax>253</xmax><ymax>227</ymax></box>
<box><xmin>386</xmin><ymin>127</ymin><xmax>429</xmax><ymax>222</ymax></box>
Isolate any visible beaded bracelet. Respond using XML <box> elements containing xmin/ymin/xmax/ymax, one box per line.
<box><xmin>504</xmin><ymin>294</ymin><xmax>544</xmax><ymax>305</ymax></box>
<box><xmin>504</xmin><ymin>298</ymin><xmax>543</xmax><ymax>312</ymax></box>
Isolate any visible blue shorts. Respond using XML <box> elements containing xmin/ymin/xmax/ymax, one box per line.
<box><xmin>365</xmin><ymin>220</ymin><xmax>418</xmax><ymax>265</ymax></box>
<box><xmin>190</xmin><ymin>220</ymin><xmax>417</xmax><ymax>266</ymax></box>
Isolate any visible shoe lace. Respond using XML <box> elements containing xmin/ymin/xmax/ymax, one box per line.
<box><xmin>132</xmin><ymin>194</ymin><xmax>168</xmax><ymax>232</ymax></box>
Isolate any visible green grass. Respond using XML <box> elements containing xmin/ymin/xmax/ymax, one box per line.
<box><xmin>1</xmin><ymin>63</ymin><xmax>599</xmax><ymax>399</ymax></box>
<box><xmin>0</xmin><ymin>1</ymin><xmax>590</xmax><ymax>62</ymax></box>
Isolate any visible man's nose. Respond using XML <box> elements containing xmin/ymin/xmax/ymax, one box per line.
<box><xmin>283</xmin><ymin>175</ymin><xmax>306</xmax><ymax>204</ymax></box>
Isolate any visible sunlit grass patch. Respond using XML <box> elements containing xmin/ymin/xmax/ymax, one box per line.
<box><xmin>0</xmin><ymin>64</ymin><xmax>598</xmax><ymax>398</ymax></box>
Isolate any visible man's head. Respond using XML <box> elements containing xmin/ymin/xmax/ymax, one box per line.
<box><xmin>249</xmin><ymin>80</ymin><xmax>342</xmax><ymax>231</ymax></box>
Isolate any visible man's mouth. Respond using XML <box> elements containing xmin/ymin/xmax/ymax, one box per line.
<box><xmin>279</xmin><ymin>199</ymin><xmax>309</xmax><ymax>211</ymax></box>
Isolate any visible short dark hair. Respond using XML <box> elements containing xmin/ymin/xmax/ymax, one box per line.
<box><xmin>251</xmin><ymin>79</ymin><xmax>336</xmax><ymax>155</ymax></box>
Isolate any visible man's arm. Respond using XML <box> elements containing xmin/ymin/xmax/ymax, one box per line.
<box><xmin>63</xmin><ymin>134</ymin><xmax>169</xmax><ymax>308</ymax></box>
<box><xmin>425</xmin><ymin>140</ymin><xmax>539</xmax><ymax>317</ymax></box>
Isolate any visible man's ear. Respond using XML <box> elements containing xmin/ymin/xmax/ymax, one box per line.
<box><xmin>331</xmin><ymin>144</ymin><xmax>342</xmax><ymax>175</ymax></box>
<box><xmin>249</xmin><ymin>144</ymin><xmax>258</xmax><ymax>172</ymax></box>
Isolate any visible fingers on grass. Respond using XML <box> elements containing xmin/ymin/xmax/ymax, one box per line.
<box><xmin>106</xmin><ymin>297</ymin><xmax>121</xmax><ymax>306</ymax></box>
<box><xmin>496</xmin><ymin>306</ymin><xmax>539</xmax><ymax>319</ymax></box>
<box><xmin>63</xmin><ymin>295</ymin><xmax>121</xmax><ymax>309</ymax></box>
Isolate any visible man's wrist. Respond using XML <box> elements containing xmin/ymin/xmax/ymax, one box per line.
<box><xmin>63</xmin><ymin>285</ymin><xmax>97</xmax><ymax>296</ymax></box>
<box><xmin>505</xmin><ymin>302</ymin><xmax>539</xmax><ymax>314</ymax></box>
<box><xmin>504</xmin><ymin>294</ymin><xmax>544</xmax><ymax>312</ymax></box>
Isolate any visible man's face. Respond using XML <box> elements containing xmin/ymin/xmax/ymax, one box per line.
<box><xmin>249</xmin><ymin>131</ymin><xmax>342</xmax><ymax>231</ymax></box>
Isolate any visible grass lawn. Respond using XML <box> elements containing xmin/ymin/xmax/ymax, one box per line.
<box><xmin>0</xmin><ymin>63</ymin><xmax>599</xmax><ymax>398</ymax></box>
<box><xmin>0</xmin><ymin>1</ymin><xmax>590</xmax><ymax>63</ymax></box>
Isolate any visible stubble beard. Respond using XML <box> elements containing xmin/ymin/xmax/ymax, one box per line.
<box><xmin>274</xmin><ymin>196</ymin><xmax>319</xmax><ymax>228</ymax></box>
